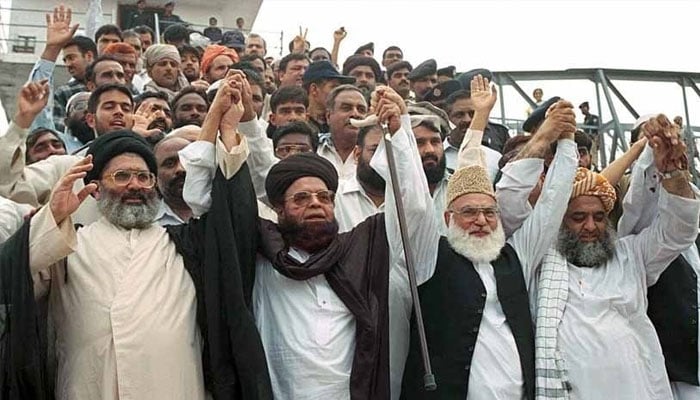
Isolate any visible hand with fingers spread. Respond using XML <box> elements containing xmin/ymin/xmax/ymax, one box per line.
<box><xmin>49</xmin><ymin>156</ymin><xmax>98</xmax><ymax>224</ymax></box>
<box><xmin>537</xmin><ymin>100</ymin><xmax>577</xmax><ymax>142</ymax></box>
<box><xmin>469</xmin><ymin>74</ymin><xmax>498</xmax><ymax>131</ymax></box>
<box><xmin>14</xmin><ymin>80</ymin><xmax>50</xmax><ymax>129</ymax></box>
<box><xmin>292</xmin><ymin>26</ymin><xmax>309</xmax><ymax>54</ymax></box>
<box><xmin>333</xmin><ymin>27</ymin><xmax>347</xmax><ymax>43</ymax></box>
<box><xmin>470</xmin><ymin>74</ymin><xmax>498</xmax><ymax>114</ymax></box>
<box><xmin>132</xmin><ymin>103</ymin><xmax>164</xmax><ymax>139</ymax></box>
<box><xmin>370</xmin><ymin>86</ymin><xmax>406</xmax><ymax>134</ymax></box>
<box><xmin>43</xmin><ymin>4</ymin><xmax>79</xmax><ymax>61</ymax></box>
<box><xmin>644</xmin><ymin>114</ymin><xmax>689</xmax><ymax>173</ymax></box>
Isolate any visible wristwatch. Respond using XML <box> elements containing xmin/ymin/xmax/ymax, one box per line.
<box><xmin>660</xmin><ymin>169</ymin><xmax>687</xmax><ymax>180</ymax></box>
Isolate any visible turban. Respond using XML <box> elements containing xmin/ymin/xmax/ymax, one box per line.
<box><xmin>143</xmin><ymin>44</ymin><xmax>180</xmax><ymax>68</ymax></box>
<box><xmin>200</xmin><ymin>45</ymin><xmax>240</xmax><ymax>74</ymax></box>
<box><xmin>341</xmin><ymin>55</ymin><xmax>381</xmax><ymax>82</ymax></box>
<box><xmin>84</xmin><ymin>130</ymin><xmax>157</xmax><ymax>184</ymax></box>
<box><xmin>571</xmin><ymin>167</ymin><xmax>616</xmax><ymax>213</ymax></box>
<box><xmin>265</xmin><ymin>153</ymin><xmax>338</xmax><ymax>207</ymax></box>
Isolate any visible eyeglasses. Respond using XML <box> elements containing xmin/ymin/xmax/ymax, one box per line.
<box><xmin>276</xmin><ymin>144</ymin><xmax>312</xmax><ymax>157</ymax></box>
<box><xmin>285</xmin><ymin>190</ymin><xmax>335</xmax><ymax>207</ymax></box>
<box><xmin>448</xmin><ymin>206</ymin><xmax>500</xmax><ymax>222</ymax></box>
<box><xmin>104</xmin><ymin>169</ymin><xmax>156</xmax><ymax>188</ymax></box>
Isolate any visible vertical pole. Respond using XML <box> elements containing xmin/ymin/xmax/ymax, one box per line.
<box><xmin>594</xmin><ymin>79</ymin><xmax>606</xmax><ymax>167</ymax></box>
<box><xmin>681</xmin><ymin>78</ymin><xmax>699</xmax><ymax>184</ymax></box>
<box><xmin>498</xmin><ymin>82</ymin><xmax>506</xmax><ymax>127</ymax></box>
<box><xmin>597</xmin><ymin>69</ymin><xmax>625</xmax><ymax>162</ymax></box>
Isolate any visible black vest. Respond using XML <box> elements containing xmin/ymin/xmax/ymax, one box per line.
<box><xmin>647</xmin><ymin>236</ymin><xmax>700</xmax><ymax>385</ymax></box>
<box><xmin>401</xmin><ymin>238</ymin><xmax>535</xmax><ymax>400</ymax></box>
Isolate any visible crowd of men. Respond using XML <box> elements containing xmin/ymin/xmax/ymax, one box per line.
<box><xmin>0</xmin><ymin>4</ymin><xmax>698</xmax><ymax>400</ymax></box>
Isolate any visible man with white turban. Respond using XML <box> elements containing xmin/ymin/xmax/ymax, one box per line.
<box><xmin>142</xmin><ymin>44</ymin><xmax>189</xmax><ymax>100</ymax></box>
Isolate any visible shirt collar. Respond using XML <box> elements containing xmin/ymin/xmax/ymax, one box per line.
<box><xmin>155</xmin><ymin>200</ymin><xmax>185</xmax><ymax>224</ymax></box>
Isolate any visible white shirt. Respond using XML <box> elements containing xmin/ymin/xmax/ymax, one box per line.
<box><xmin>318</xmin><ymin>133</ymin><xmax>357</xmax><ymax>180</ymax></box>
<box><xmin>0</xmin><ymin>195</ymin><xmax>32</xmax><ymax>243</ymax></box>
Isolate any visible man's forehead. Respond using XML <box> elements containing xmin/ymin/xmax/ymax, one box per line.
<box><xmin>278</xmin><ymin>133</ymin><xmax>311</xmax><ymax>145</ymax></box>
<box><xmin>96</xmin><ymin>61</ymin><xmax>123</xmax><ymax>72</ymax></box>
<box><xmin>452</xmin><ymin>193</ymin><xmax>496</xmax><ymax>208</ymax></box>
<box><xmin>99</xmin><ymin>90</ymin><xmax>132</xmax><ymax>105</ymax></box>
<box><xmin>277</xmin><ymin>102</ymin><xmax>306</xmax><ymax>110</ymax></box>
<box><xmin>142</xmin><ymin>97</ymin><xmax>170</xmax><ymax>109</ymax></box>
<box><xmin>567</xmin><ymin>195</ymin><xmax>606</xmax><ymax>213</ymax></box>
<box><xmin>104</xmin><ymin>153</ymin><xmax>149</xmax><ymax>172</ymax></box>
<box><xmin>335</xmin><ymin>90</ymin><xmax>366</xmax><ymax>105</ymax></box>
<box><xmin>176</xmin><ymin>93</ymin><xmax>206</xmax><ymax>106</ymax></box>
<box><xmin>155</xmin><ymin>137</ymin><xmax>189</xmax><ymax>158</ymax></box>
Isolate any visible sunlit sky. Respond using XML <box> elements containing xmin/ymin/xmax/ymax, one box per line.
<box><xmin>252</xmin><ymin>0</ymin><xmax>700</xmax><ymax>128</ymax></box>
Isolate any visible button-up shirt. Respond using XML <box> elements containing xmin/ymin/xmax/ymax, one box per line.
<box><xmin>318</xmin><ymin>133</ymin><xmax>357</xmax><ymax>180</ymax></box>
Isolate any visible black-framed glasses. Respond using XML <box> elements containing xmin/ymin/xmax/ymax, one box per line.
<box><xmin>285</xmin><ymin>190</ymin><xmax>335</xmax><ymax>207</ymax></box>
<box><xmin>104</xmin><ymin>170</ymin><xmax>156</xmax><ymax>188</ymax></box>
<box><xmin>448</xmin><ymin>206</ymin><xmax>500</xmax><ymax>222</ymax></box>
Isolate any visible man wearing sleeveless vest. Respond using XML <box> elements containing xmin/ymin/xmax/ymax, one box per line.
<box><xmin>402</xmin><ymin>80</ymin><xmax>579</xmax><ymax>399</ymax></box>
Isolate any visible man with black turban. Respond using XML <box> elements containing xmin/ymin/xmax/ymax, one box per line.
<box><xmin>0</xmin><ymin>81</ymin><xmax>272</xmax><ymax>399</ymax></box>
<box><xmin>182</xmin><ymin>82</ymin><xmax>440</xmax><ymax>399</ymax></box>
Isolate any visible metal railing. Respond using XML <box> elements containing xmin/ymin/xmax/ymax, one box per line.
<box><xmin>491</xmin><ymin>68</ymin><xmax>700</xmax><ymax>182</ymax></box>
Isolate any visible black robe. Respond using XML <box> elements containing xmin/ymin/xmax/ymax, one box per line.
<box><xmin>0</xmin><ymin>164</ymin><xmax>272</xmax><ymax>400</ymax></box>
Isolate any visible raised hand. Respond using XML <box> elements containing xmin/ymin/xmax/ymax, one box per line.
<box><xmin>292</xmin><ymin>26</ymin><xmax>308</xmax><ymax>54</ymax></box>
<box><xmin>224</xmin><ymin>69</ymin><xmax>256</xmax><ymax>122</ymax></box>
<box><xmin>333</xmin><ymin>27</ymin><xmax>347</xmax><ymax>43</ymax></box>
<box><xmin>132</xmin><ymin>102</ymin><xmax>164</xmax><ymax>138</ymax></box>
<box><xmin>469</xmin><ymin>74</ymin><xmax>498</xmax><ymax>113</ymax></box>
<box><xmin>645</xmin><ymin>114</ymin><xmax>688</xmax><ymax>172</ymax></box>
<box><xmin>371</xmin><ymin>86</ymin><xmax>406</xmax><ymax>134</ymax></box>
<box><xmin>49</xmin><ymin>156</ymin><xmax>97</xmax><ymax>225</ymax></box>
<box><xmin>537</xmin><ymin>100</ymin><xmax>577</xmax><ymax>142</ymax></box>
<box><xmin>46</xmin><ymin>5</ymin><xmax>79</xmax><ymax>48</ymax></box>
<box><xmin>14</xmin><ymin>80</ymin><xmax>50</xmax><ymax>129</ymax></box>
<box><xmin>212</xmin><ymin>75</ymin><xmax>245</xmax><ymax>132</ymax></box>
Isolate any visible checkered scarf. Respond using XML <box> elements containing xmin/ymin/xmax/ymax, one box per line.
<box><xmin>534</xmin><ymin>248</ymin><xmax>571</xmax><ymax>399</ymax></box>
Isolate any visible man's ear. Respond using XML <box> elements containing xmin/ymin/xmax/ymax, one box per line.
<box><xmin>91</xmin><ymin>180</ymin><xmax>101</xmax><ymax>200</ymax></box>
<box><xmin>85</xmin><ymin>112</ymin><xmax>96</xmax><ymax>129</ymax></box>
<box><xmin>444</xmin><ymin>211</ymin><xmax>451</xmax><ymax>227</ymax></box>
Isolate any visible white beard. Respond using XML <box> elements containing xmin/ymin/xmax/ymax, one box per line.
<box><xmin>446</xmin><ymin>218</ymin><xmax>506</xmax><ymax>264</ymax></box>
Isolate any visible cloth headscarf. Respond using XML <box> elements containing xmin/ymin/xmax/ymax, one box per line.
<box><xmin>200</xmin><ymin>44</ymin><xmax>240</xmax><ymax>74</ymax></box>
<box><xmin>570</xmin><ymin>167</ymin><xmax>616</xmax><ymax>213</ymax></box>
<box><xmin>265</xmin><ymin>153</ymin><xmax>338</xmax><ymax>207</ymax></box>
<box><xmin>84</xmin><ymin>130</ymin><xmax>157</xmax><ymax>184</ymax></box>
<box><xmin>143</xmin><ymin>44</ymin><xmax>180</xmax><ymax>68</ymax></box>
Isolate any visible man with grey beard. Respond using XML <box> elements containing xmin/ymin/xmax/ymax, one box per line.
<box><xmin>496</xmin><ymin>113</ymin><xmax>700</xmax><ymax>399</ymax></box>
<box><xmin>402</xmin><ymin>76</ymin><xmax>579</xmax><ymax>400</ymax></box>
<box><xmin>6</xmin><ymin>77</ymin><xmax>272</xmax><ymax>398</ymax></box>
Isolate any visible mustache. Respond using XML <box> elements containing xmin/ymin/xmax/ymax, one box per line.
<box><xmin>121</xmin><ymin>190</ymin><xmax>149</xmax><ymax>203</ymax></box>
<box><xmin>422</xmin><ymin>154</ymin><xmax>439</xmax><ymax>163</ymax></box>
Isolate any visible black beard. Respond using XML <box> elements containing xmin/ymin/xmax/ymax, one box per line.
<box><xmin>557</xmin><ymin>224</ymin><xmax>617</xmax><ymax>268</ymax></box>
<box><xmin>278</xmin><ymin>216</ymin><xmax>339</xmax><ymax>254</ymax></box>
<box><xmin>356</xmin><ymin>157</ymin><xmax>385</xmax><ymax>193</ymax></box>
<box><xmin>66</xmin><ymin>118</ymin><xmax>95</xmax><ymax>144</ymax></box>
<box><xmin>148</xmin><ymin>118</ymin><xmax>170</xmax><ymax>133</ymax></box>
<box><xmin>423</xmin><ymin>154</ymin><xmax>446</xmax><ymax>184</ymax></box>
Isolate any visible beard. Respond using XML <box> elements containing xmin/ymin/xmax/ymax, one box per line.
<box><xmin>557</xmin><ymin>224</ymin><xmax>617</xmax><ymax>268</ymax></box>
<box><xmin>423</xmin><ymin>153</ymin><xmax>446</xmax><ymax>184</ymax></box>
<box><xmin>278</xmin><ymin>215</ymin><xmax>339</xmax><ymax>254</ymax></box>
<box><xmin>446</xmin><ymin>217</ymin><xmax>506</xmax><ymax>264</ymax></box>
<box><xmin>97</xmin><ymin>186</ymin><xmax>160</xmax><ymax>229</ymax></box>
<box><xmin>356</xmin><ymin>156</ymin><xmax>385</xmax><ymax>193</ymax></box>
<box><xmin>66</xmin><ymin>117</ymin><xmax>95</xmax><ymax>144</ymax></box>
<box><xmin>174</xmin><ymin>116</ymin><xmax>203</xmax><ymax>129</ymax></box>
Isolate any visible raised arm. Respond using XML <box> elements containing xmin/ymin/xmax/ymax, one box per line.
<box><xmin>30</xmin><ymin>5</ymin><xmax>79</xmax><ymax>132</ymax></box>
<box><xmin>600</xmin><ymin>137</ymin><xmax>647</xmax><ymax>186</ymax></box>
<box><xmin>181</xmin><ymin>72</ymin><xmax>249</xmax><ymax>217</ymax></box>
<box><xmin>623</xmin><ymin>115</ymin><xmax>699</xmax><ymax>283</ymax></box>
<box><xmin>369</xmin><ymin>86</ymin><xmax>440</xmax><ymax>284</ymax></box>
<box><xmin>508</xmin><ymin>101</ymin><xmax>579</xmax><ymax>282</ymax></box>
<box><xmin>330</xmin><ymin>27</ymin><xmax>346</xmax><ymax>67</ymax></box>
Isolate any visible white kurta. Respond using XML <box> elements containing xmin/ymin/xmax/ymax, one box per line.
<box><xmin>443</xmin><ymin>137</ymin><xmax>501</xmax><ymax>181</ymax></box>
<box><xmin>317</xmin><ymin>133</ymin><xmax>357</xmax><ymax>180</ymax></box>
<box><xmin>0</xmin><ymin>194</ymin><xmax>32</xmax><ymax>242</ymax></box>
<box><xmin>30</xmin><ymin>207</ymin><xmax>206</xmax><ymax>400</ymax></box>
<box><xmin>618</xmin><ymin>145</ymin><xmax>700</xmax><ymax>400</ymax></box>
<box><xmin>498</xmin><ymin>144</ymin><xmax>700</xmax><ymax>400</ymax></box>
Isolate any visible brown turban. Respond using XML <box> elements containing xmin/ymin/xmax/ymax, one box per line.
<box><xmin>200</xmin><ymin>45</ymin><xmax>240</xmax><ymax>75</ymax></box>
<box><xmin>265</xmin><ymin>153</ymin><xmax>338</xmax><ymax>207</ymax></box>
<box><xmin>571</xmin><ymin>167</ymin><xmax>616</xmax><ymax>213</ymax></box>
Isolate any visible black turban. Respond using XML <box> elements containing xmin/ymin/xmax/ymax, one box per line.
<box><xmin>84</xmin><ymin>130</ymin><xmax>157</xmax><ymax>184</ymax></box>
<box><xmin>342</xmin><ymin>55</ymin><xmax>382</xmax><ymax>83</ymax></box>
<box><xmin>265</xmin><ymin>153</ymin><xmax>338</xmax><ymax>207</ymax></box>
